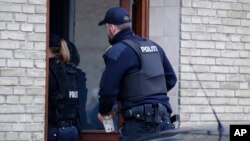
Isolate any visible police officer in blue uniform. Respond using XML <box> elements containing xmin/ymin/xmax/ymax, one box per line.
<box><xmin>97</xmin><ymin>7</ymin><xmax>177</xmax><ymax>141</ymax></box>
<box><xmin>48</xmin><ymin>34</ymin><xmax>87</xmax><ymax>141</ymax></box>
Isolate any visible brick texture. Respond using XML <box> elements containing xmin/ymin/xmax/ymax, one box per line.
<box><xmin>180</xmin><ymin>0</ymin><xmax>250</xmax><ymax>127</ymax></box>
<box><xmin>0</xmin><ymin>0</ymin><xmax>46</xmax><ymax>140</ymax></box>
<box><xmin>1</xmin><ymin>0</ymin><xmax>250</xmax><ymax>139</ymax></box>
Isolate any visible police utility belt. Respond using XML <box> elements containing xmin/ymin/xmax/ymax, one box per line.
<box><xmin>58</xmin><ymin>120</ymin><xmax>77</xmax><ymax>128</ymax></box>
<box><xmin>123</xmin><ymin>103</ymin><xmax>169</xmax><ymax>123</ymax></box>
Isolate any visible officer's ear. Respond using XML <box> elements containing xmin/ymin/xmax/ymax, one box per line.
<box><xmin>109</xmin><ymin>24</ymin><xmax>120</xmax><ymax>35</ymax></box>
<box><xmin>108</xmin><ymin>24</ymin><xmax>115</xmax><ymax>33</ymax></box>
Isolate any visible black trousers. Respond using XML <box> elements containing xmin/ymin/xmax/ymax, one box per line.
<box><xmin>48</xmin><ymin>126</ymin><xmax>79</xmax><ymax>141</ymax></box>
<box><xmin>120</xmin><ymin>114</ymin><xmax>172</xmax><ymax>141</ymax></box>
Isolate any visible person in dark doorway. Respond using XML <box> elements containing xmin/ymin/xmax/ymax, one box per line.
<box><xmin>48</xmin><ymin>34</ymin><xmax>88</xmax><ymax>141</ymax></box>
<box><xmin>97</xmin><ymin>7</ymin><xmax>177</xmax><ymax>141</ymax></box>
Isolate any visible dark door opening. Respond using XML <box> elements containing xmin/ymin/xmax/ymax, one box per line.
<box><xmin>49</xmin><ymin>0</ymin><xmax>74</xmax><ymax>41</ymax></box>
<box><xmin>48</xmin><ymin>0</ymin><xmax>149</xmax><ymax>140</ymax></box>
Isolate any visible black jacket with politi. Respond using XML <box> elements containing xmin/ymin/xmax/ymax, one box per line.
<box><xmin>98</xmin><ymin>27</ymin><xmax>177</xmax><ymax>115</ymax></box>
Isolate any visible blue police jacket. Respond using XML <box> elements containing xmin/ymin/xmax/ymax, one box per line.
<box><xmin>98</xmin><ymin>27</ymin><xmax>177</xmax><ymax>115</ymax></box>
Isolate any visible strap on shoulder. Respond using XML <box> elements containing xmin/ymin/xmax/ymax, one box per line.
<box><xmin>122</xmin><ymin>39</ymin><xmax>141</xmax><ymax>55</ymax></box>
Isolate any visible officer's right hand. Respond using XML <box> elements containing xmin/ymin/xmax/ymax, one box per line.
<box><xmin>97</xmin><ymin>111</ymin><xmax>115</xmax><ymax>123</ymax></box>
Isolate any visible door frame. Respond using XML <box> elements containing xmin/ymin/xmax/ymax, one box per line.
<box><xmin>132</xmin><ymin>0</ymin><xmax>149</xmax><ymax>38</ymax></box>
<box><xmin>120</xmin><ymin>0</ymin><xmax>149</xmax><ymax>38</ymax></box>
<box><xmin>45</xmin><ymin>0</ymin><xmax>149</xmax><ymax>141</ymax></box>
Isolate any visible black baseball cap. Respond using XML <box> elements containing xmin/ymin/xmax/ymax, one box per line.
<box><xmin>98</xmin><ymin>7</ymin><xmax>131</xmax><ymax>26</ymax></box>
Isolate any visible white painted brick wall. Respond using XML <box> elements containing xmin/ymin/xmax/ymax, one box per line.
<box><xmin>0</xmin><ymin>0</ymin><xmax>46</xmax><ymax>140</ymax></box>
<box><xmin>0</xmin><ymin>0</ymin><xmax>249</xmax><ymax>138</ymax></box>
<box><xmin>180</xmin><ymin>0</ymin><xmax>250</xmax><ymax>127</ymax></box>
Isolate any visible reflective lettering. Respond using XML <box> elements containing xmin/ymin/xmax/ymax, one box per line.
<box><xmin>69</xmin><ymin>91</ymin><xmax>78</xmax><ymax>98</ymax></box>
<box><xmin>140</xmin><ymin>46</ymin><xmax>158</xmax><ymax>53</ymax></box>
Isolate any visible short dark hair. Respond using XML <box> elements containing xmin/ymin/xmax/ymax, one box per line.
<box><xmin>116</xmin><ymin>22</ymin><xmax>132</xmax><ymax>30</ymax></box>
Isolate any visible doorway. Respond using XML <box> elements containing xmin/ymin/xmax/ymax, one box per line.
<box><xmin>48</xmin><ymin>0</ymin><xmax>149</xmax><ymax>141</ymax></box>
<box><xmin>75</xmin><ymin>0</ymin><xmax>119</xmax><ymax>130</ymax></box>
